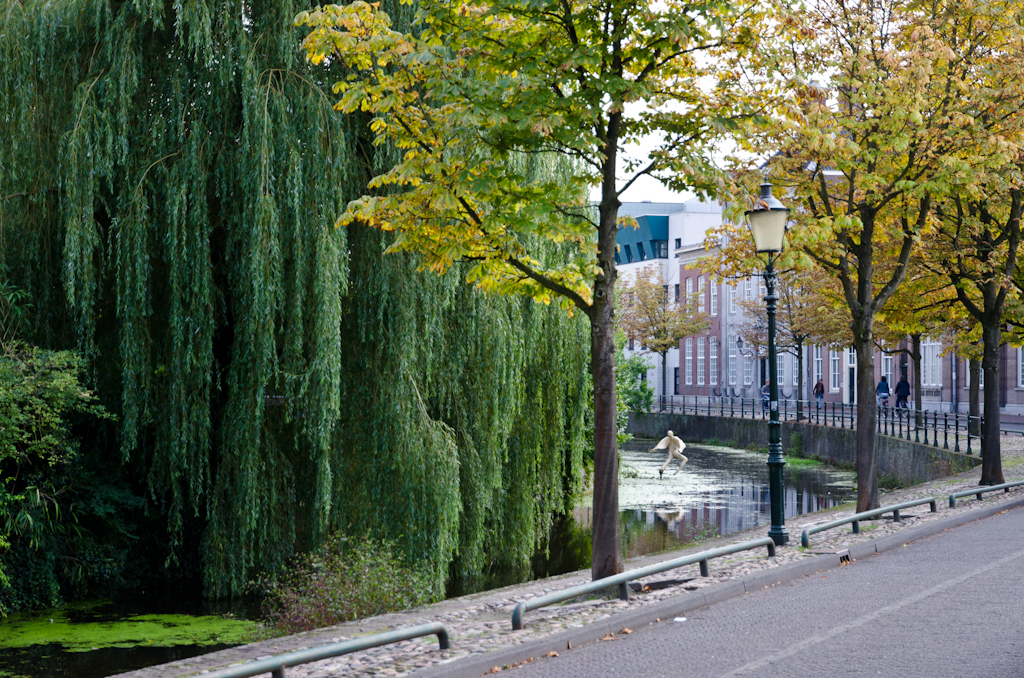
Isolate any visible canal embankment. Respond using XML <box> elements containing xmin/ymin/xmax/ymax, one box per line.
<box><xmin>627</xmin><ymin>412</ymin><xmax>981</xmax><ymax>484</ymax></box>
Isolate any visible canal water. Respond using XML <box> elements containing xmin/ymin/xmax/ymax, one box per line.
<box><xmin>606</xmin><ymin>441</ymin><xmax>855</xmax><ymax>558</ymax></box>
<box><xmin>2</xmin><ymin>443</ymin><xmax>854</xmax><ymax>678</ymax></box>
<box><xmin>463</xmin><ymin>442</ymin><xmax>856</xmax><ymax>589</ymax></box>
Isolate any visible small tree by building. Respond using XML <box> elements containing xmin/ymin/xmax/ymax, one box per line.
<box><xmin>618</xmin><ymin>265</ymin><xmax>709</xmax><ymax>409</ymax></box>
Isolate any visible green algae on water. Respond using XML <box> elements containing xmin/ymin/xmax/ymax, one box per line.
<box><xmin>0</xmin><ymin>602</ymin><xmax>256</xmax><ymax>652</ymax></box>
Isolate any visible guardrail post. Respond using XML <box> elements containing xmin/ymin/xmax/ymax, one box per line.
<box><xmin>943</xmin><ymin>413</ymin><xmax>948</xmax><ymax>449</ymax></box>
<box><xmin>949</xmin><ymin>494</ymin><xmax>956</xmax><ymax>508</ymax></box>
<box><xmin>892</xmin><ymin>508</ymin><xmax>901</xmax><ymax>522</ymax></box>
<box><xmin>618</xmin><ymin>581</ymin><xmax>630</xmax><ymax>601</ymax></box>
<box><xmin>929</xmin><ymin>499</ymin><xmax>937</xmax><ymax>512</ymax></box>
<box><xmin>976</xmin><ymin>490</ymin><xmax>984</xmax><ymax>501</ymax></box>
<box><xmin>512</xmin><ymin>602</ymin><xmax>527</xmax><ymax>630</ymax></box>
<box><xmin>272</xmin><ymin>669</ymin><xmax>285</xmax><ymax>678</ymax></box>
<box><xmin>699</xmin><ymin>559</ymin><xmax>710</xmax><ymax>577</ymax></box>
<box><xmin>852</xmin><ymin>519</ymin><xmax>859</xmax><ymax>534</ymax></box>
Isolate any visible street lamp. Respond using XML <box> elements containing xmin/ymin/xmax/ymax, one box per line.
<box><xmin>745</xmin><ymin>181</ymin><xmax>790</xmax><ymax>546</ymax></box>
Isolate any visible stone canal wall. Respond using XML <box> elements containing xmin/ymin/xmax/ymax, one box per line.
<box><xmin>627</xmin><ymin>412</ymin><xmax>981</xmax><ymax>485</ymax></box>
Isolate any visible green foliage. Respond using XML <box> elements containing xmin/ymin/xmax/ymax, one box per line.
<box><xmin>0</xmin><ymin>346</ymin><xmax>107</xmax><ymax>468</ymax></box>
<box><xmin>616</xmin><ymin>333</ymin><xmax>655</xmax><ymax>416</ymax></box>
<box><xmin>257</xmin><ymin>535</ymin><xmax>435</xmax><ymax>637</ymax></box>
<box><xmin>0</xmin><ymin>0</ymin><xmax>590</xmax><ymax>603</ymax></box>
<box><xmin>0</xmin><ymin>340</ymin><xmax>142</xmax><ymax>616</ymax></box>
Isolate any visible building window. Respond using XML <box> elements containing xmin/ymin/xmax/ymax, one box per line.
<box><xmin>624</xmin><ymin>245</ymin><xmax>633</xmax><ymax>263</ymax></box>
<box><xmin>637</xmin><ymin>242</ymin><xmax>646</xmax><ymax>260</ymax></box>
<box><xmin>710</xmin><ymin>338</ymin><xmax>718</xmax><ymax>386</ymax></box>
<box><xmin>728</xmin><ymin>336</ymin><xmax>737</xmax><ymax>385</ymax></box>
<box><xmin>777</xmin><ymin>353</ymin><xmax>785</xmax><ymax>387</ymax></box>
<box><xmin>922</xmin><ymin>339</ymin><xmax>942</xmax><ymax>387</ymax></box>
<box><xmin>710</xmin><ymin>283</ymin><xmax>718</xmax><ymax>316</ymax></box>
<box><xmin>685</xmin><ymin>338</ymin><xmax>693</xmax><ymax>385</ymax></box>
<box><xmin>674</xmin><ymin>367</ymin><xmax>680</xmax><ymax>395</ymax></box>
<box><xmin>758</xmin><ymin>277</ymin><xmax>766</xmax><ymax>298</ymax></box>
<box><xmin>652</xmin><ymin>240</ymin><xmax>668</xmax><ymax>258</ymax></box>
<box><xmin>614</xmin><ymin>250</ymin><xmax>620</xmax><ymax>264</ymax></box>
<box><xmin>674</xmin><ymin>283</ymin><xmax>680</xmax><ymax>302</ymax></box>
<box><xmin>814</xmin><ymin>346</ymin><xmax>822</xmax><ymax>384</ymax></box>
<box><xmin>793</xmin><ymin>354</ymin><xmax>798</xmax><ymax>386</ymax></box>
<box><xmin>743</xmin><ymin>352</ymin><xmax>753</xmax><ymax>385</ymax></box>
<box><xmin>697</xmin><ymin>276</ymin><xmax>705</xmax><ymax>313</ymax></box>
<box><xmin>743</xmin><ymin>278</ymin><xmax>752</xmax><ymax>299</ymax></box>
<box><xmin>697</xmin><ymin>337</ymin><xmax>706</xmax><ymax>386</ymax></box>
<box><xmin>847</xmin><ymin>347</ymin><xmax>856</xmax><ymax>367</ymax></box>
<box><xmin>685</xmin><ymin>278</ymin><xmax>693</xmax><ymax>300</ymax></box>
<box><xmin>628</xmin><ymin>337</ymin><xmax>634</xmax><ymax>351</ymax></box>
<box><xmin>830</xmin><ymin>350</ymin><xmax>841</xmax><ymax>391</ymax></box>
<box><xmin>729</xmin><ymin>284</ymin><xmax>737</xmax><ymax>314</ymax></box>
<box><xmin>674</xmin><ymin>237</ymin><xmax>681</xmax><ymax>249</ymax></box>
<box><xmin>883</xmin><ymin>355</ymin><xmax>893</xmax><ymax>386</ymax></box>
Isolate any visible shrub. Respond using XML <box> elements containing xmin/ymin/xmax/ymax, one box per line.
<box><xmin>258</xmin><ymin>535</ymin><xmax>436</xmax><ymax>636</ymax></box>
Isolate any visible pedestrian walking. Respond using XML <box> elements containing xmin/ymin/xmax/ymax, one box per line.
<box><xmin>813</xmin><ymin>378</ymin><xmax>825</xmax><ymax>410</ymax></box>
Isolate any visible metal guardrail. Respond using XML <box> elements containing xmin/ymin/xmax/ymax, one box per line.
<box><xmin>800</xmin><ymin>497</ymin><xmax>938</xmax><ymax>547</ymax></box>
<box><xmin>949</xmin><ymin>480</ymin><xmax>1024</xmax><ymax>507</ymax></box>
<box><xmin>199</xmin><ymin>623</ymin><xmax>450</xmax><ymax>678</ymax></box>
<box><xmin>510</xmin><ymin>537</ymin><xmax>775</xmax><ymax>630</ymax></box>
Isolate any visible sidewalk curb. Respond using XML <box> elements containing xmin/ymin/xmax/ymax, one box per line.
<box><xmin>411</xmin><ymin>495</ymin><xmax>1024</xmax><ymax>678</ymax></box>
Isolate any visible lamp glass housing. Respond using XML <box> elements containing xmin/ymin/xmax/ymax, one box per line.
<box><xmin>745</xmin><ymin>182</ymin><xmax>789</xmax><ymax>253</ymax></box>
<box><xmin>747</xmin><ymin>209</ymin><xmax>788</xmax><ymax>253</ymax></box>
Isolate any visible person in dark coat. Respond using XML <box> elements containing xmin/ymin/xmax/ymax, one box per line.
<box><xmin>894</xmin><ymin>375</ymin><xmax>911</xmax><ymax>409</ymax></box>
<box><xmin>813</xmin><ymin>379</ymin><xmax>825</xmax><ymax>410</ymax></box>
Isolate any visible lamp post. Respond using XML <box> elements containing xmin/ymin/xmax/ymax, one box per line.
<box><xmin>746</xmin><ymin>182</ymin><xmax>790</xmax><ymax>546</ymax></box>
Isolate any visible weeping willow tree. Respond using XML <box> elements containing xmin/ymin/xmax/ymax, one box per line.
<box><xmin>0</xmin><ymin>0</ymin><xmax>588</xmax><ymax>602</ymax></box>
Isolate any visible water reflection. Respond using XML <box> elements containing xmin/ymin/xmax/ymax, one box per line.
<box><xmin>595</xmin><ymin>442</ymin><xmax>855</xmax><ymax>557</ymax></box>
<box><xmin>448</xmin><ymin>443</ymin><xmax>854</xmax><ymax>597</ymax></box>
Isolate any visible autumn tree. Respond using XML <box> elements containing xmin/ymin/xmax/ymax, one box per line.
<box><xmin>930</xmin><ymin>184</ymin><xmax>1023</xmax><ymax>483</ymax></box>
<box><xmin>618</xmin><ymin>265</ymin><xmax>709</xmax><ymax>408</ymax></box>
<box><xmin>874</xmin><ymin>259</ymin><xmax>955</xmax><ymax>417</ymax></box>
<box><xmin>743</xmin><ymin>0</ymin><xmax>1024</xmax><ymax>511</ymax></box>
<box><xmin>735</xmin><ymin>267</ymin><xmax>847</xmax><ymax>412</ymax></box>
<box><xmin>296</xmin><ymin>0</ymin><xmax>779</xmax><ymax>578</ymax></box>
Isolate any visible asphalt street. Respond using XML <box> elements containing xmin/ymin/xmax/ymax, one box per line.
<box><xmin>509</xmin><ymin>505</ymin><xmax>1024</xmax><ymax>678</ymax></box>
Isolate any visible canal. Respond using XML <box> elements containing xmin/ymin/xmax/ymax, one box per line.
<box><xmin>1</xmin><ymin>443</ymin><xmax>854</xmax><ymax>678</ymax></box>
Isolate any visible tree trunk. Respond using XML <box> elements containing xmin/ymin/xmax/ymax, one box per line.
<box><xmin>590</xmin><ymin>165</ymin><xmax>623</xmax><ymax>581</ymax></box>
<box><xmin>911</xmin><ymin>333</ymin><xmax>923</xmax><ymax>424</ymax></box>
<box><xmin>854</xmin><ymin>332</ymin><xmax>879</xmax><ymax>511</ymax></box>
<box><xmin>980</xmin><ymin>324</ymin><xmax>1004</xmax><ymax>484</ymax></box>
<box><xmin>969</xmin><ymin>355</ymin><xmax>981</xmax><ymax>437</ymax></box>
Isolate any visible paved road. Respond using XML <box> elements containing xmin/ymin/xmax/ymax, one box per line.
<box><xmin>511</xmin><ymin>505</ymin><xmax>1024</xmax><ymax>677</ymax></box>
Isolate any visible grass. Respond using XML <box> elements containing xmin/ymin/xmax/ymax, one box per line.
<box><xmin>785</xmin><ymin>457</ymin><xmax>822</xmax><ymax>469</ymax></box>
